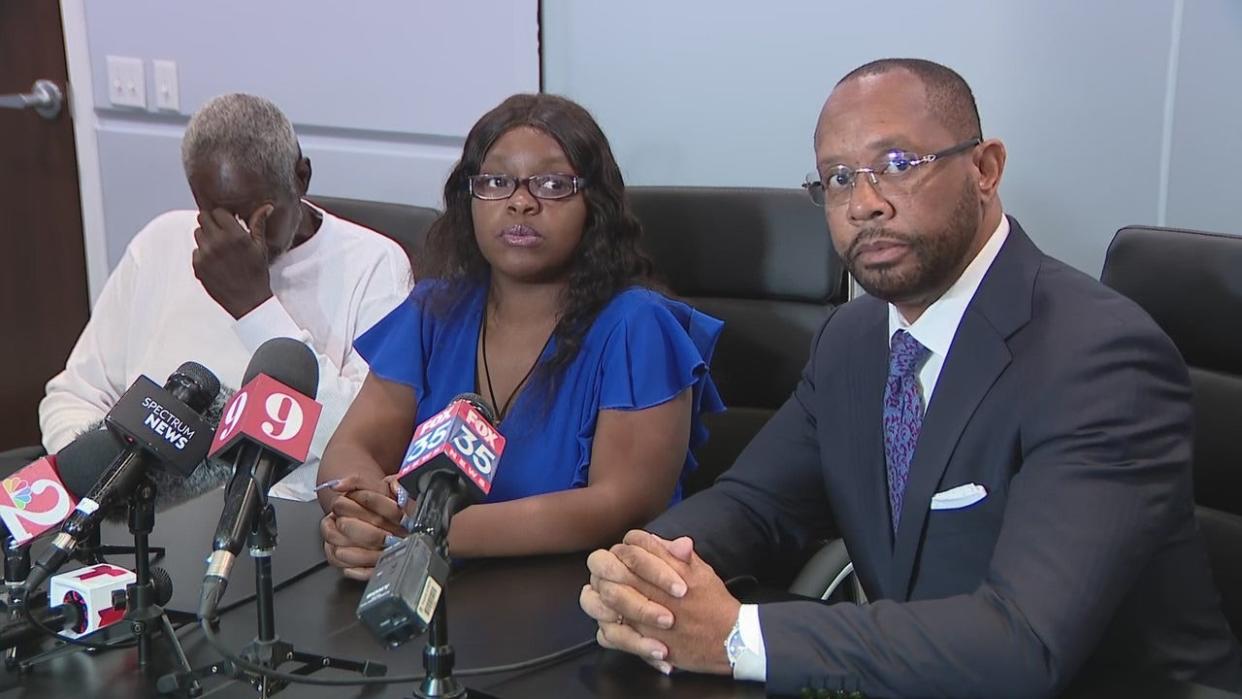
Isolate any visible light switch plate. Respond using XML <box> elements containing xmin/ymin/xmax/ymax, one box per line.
<box><xmin>106</xmin><ymin>55</ymin><xmax>146</xmax><ymax>109</ymax></box>
<box><xmin>153</xmin><ymin>59</ymin><xmax>179</xmax><ymax>111</ymax></box>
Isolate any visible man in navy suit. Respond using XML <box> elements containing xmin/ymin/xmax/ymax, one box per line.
<box><xmin>580</xmin><ymin>59</ymin><xmax>1242</xmax><ymax>697</ymax></box>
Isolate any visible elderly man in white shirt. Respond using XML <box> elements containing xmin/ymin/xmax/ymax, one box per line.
<box><xmin>39</xmin><ymin>93</ymin><xmax>411</xmax><ymax>500</ymax></box>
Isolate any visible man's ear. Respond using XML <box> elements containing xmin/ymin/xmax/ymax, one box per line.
<box><xmin>295</xmin><ymin>155</ymin><xmax>312</xmax><ymax>196</ymax></box>
<box><xmin>974</xmin><ymin>138</ymin><xmax>1006</xmax><ymax>199</ymax></box>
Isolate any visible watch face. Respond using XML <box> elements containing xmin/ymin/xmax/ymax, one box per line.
<box><xmin>726</xmin><ymin>623</ymin><xmax>745</xmax><ymax>664</ymax></box>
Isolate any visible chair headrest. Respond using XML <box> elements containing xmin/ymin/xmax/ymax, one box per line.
<box><xmin>1101</xmin><ymin>226</ymin><xmax>1242</xmax><ymax>374</ymax></box>
<box><xmin>628</xmin><ymin>186</ymin><xmax>846</xmax><ymax>304</ymax></box>
<box><xmin>310</xmin><ymin>195</ymin><xmax>440</xmax><ymax>257</ymax></box>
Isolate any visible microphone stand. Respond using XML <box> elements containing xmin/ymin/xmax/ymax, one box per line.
<box><xmin>13</xmin><ymin>478</ymin><xmax>198</xmax><ymax>688</ymax></box>
<box><xmin>1</xmin><ymin>523</ymin><xmax>92</xmax><ymax>673</ymax></box>
<box><xmin>413</xmin><ymin>560</ymin><xmax>498</xmax><ymax>699</ymax></box>
<box><xmin>0</xmin><ymin>483</ymin><xmax>163</xmax><ymax>673</ymax></box>
<box><xmin>3</xmin><ymin>531</ymin><xmax>30</xmax><ymax>595</ymax></box>
<box><xmin>165</xmin><ymin>502</ymin><xmax>386</xmax><ymax>697</ymax></box>
<box><xmin>408</xmin><ymin>483</ymin><xmax>497</xmax><ymax>699</ymax></box>
<box><xmin>124</xmin><ymin>479</ymin><xmax>197</xmax><ymax>676</ymax></box>
<box><xmin>75</xmin><ymin>526</ymin><xmax>168</xmax><ymax>566</ymax></box>
<box><xmin>1</xmin><ymin>527</ymin><xmax>32</xmax><ymax>669</ymax></box>
<box><xmin>417</xmin><ymin>589</ymin><xmax>462</xmax><ymax>698</ymax></box>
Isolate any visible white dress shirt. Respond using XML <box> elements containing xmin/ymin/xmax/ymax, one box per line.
<box><xmin>731</xmin><ymin>215</ymin><xmax>1011</xmax><ymax>682</ymax></box>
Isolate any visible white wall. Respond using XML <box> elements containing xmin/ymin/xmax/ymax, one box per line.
<box><xmin>1165</xmin><ymin>0</ymin><xmax>1242</xmax><ymax>233</ymax></box>
<box><xmin>543</xmin><ymin>0</ymin><xmax>1238</xmax><ymax>276</ymax></box>
<box><xmin>68</xmin><ymin>1</ymin><xmax>1240</xmax><ymax>292</ymax></box>
<box><xmin>70</xmin><ymin>0</ymin><xmax>538</xmax><ymax>290</ymax></box>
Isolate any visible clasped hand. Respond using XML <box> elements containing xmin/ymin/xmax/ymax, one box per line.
<box><xmin>320</xmin><ymin>475</ymin><xmax>410</xmax><ymax>580</ymax></box>
<box><xmin>579</xmin><ymin>530</ymin><xmax>740</xmax><ymax>676</ymax></box>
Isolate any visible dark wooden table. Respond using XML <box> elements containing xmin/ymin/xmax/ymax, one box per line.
<box><xmin>0</xmin><ymin>494</ymin><xmax>1236</xmax><ymax>698</ymax></box>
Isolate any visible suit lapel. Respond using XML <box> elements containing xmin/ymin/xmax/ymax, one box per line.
<box><xmin>889</xmin><ymin>217</ymin><xmax>1041</xmax><ymax>598</ymax></box>
<box><xmin>843</xmin><ymin>302</ymin><xmax>894</xmax><ymax>597</ymax></box>
<box><xmin>888</xmin><ymin>311</ymin><xmax>1010</xmax><ymax>597</ymax></box>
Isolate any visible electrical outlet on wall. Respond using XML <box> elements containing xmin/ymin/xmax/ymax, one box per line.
<box><xmin>153</xmin><ymin>59</ymin><xmax>179</xmax><ymax>111</ymax></box>
<box><xmin>105</xmin><ymin>55</ymin><xmax>146</xmax><ymax>109</ymax></box>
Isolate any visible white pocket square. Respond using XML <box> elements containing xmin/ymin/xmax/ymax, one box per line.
<box><xmin>930</xmin><ymin>483</ymin><xmax>987</xmax><ymax>511</ymax></box>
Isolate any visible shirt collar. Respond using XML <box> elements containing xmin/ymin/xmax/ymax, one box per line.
<box><xmin>271</xmin><ymin>199</ymin><xmax>330</xmax><ymax>270</ymax></box>
<box><xmin>887</xmin><ymin>214</ymin><xmax>1010</xmax><ymax>357</ymax></box>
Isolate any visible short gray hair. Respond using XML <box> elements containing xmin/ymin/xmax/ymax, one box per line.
<box><xmin>181</xmin><ymin>93</ymin><xmax>300</xmax><ymax>194</ymax></box>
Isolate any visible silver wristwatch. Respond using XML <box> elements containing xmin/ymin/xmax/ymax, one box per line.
<box><xmin>724</xmin><ymin>618</ymin><xmax>745</xmax><ymax>672</ymax></box>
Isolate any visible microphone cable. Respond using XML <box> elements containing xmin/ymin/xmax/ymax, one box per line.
<box><xmin>12</xmin><ymin>559</ymin><xmax>330</xmax><ymax>654</ymax></box>
<box><xmin>199</xmin><ymin>615</ymin><xmax>597</xmax><ymax>687</ymax></box>
<box><xmin>15</xmin><ymin>593</ymin><xmax>130</xmax><ymax>653</ymax></box>
<box><xmin>14</xmin><ymin>547</ymin><xmax>183</xmax><ymax>652</ymax></box>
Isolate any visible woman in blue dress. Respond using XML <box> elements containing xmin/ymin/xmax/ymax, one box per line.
<box><xmin>317</xmin><ymin>94</ymin><xmax>724</xmax><ymax>578</ymax></box>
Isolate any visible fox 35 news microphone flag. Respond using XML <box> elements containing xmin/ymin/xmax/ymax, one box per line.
<box><xmin>22</xmin><ymin>363</ymin><xmax>220</xmax><ymax>594</ymax></box>
<box><xmin>357</xmin><ymin>394</ymin><xmax>505</xmax><ymax>646</ymax></box>
<box><xmin>199</xmin><ymin>337</ymin><xmax>321</xmax><ymax>619</ymax></box>
<box><xmin>396</xmin><ymin>393</ymin><xmax>504</xmax><ymax>504</ymax></box>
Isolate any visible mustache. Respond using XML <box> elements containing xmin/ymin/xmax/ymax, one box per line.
<box><xmin>845</xmin><ymin>228</ymin><xmax>919</xmax><ymax>261</ymax></box>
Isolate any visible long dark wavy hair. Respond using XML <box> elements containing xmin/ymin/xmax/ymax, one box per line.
<box><xmin>416</xmin><ymin>93</ymin><xmax>653</xmax><ymax>375</ymax></box>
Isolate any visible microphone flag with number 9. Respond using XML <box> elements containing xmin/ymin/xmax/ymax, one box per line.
<box><xmin>208</xmin><ymin>373</ymin><xmax>322</xmax><ymax>464</ymax></box>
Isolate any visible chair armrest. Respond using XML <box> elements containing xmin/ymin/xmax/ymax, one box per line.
<box><xmin>788</xmin><ymin>538</ymin><xmax>865</xmax><ymax>603</ymax></box>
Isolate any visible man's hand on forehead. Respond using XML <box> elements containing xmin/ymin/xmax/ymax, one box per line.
<box><xmin>192</xmin><ymin>204</ymin><xmax>275</xmax><ymax>319</ymax></box>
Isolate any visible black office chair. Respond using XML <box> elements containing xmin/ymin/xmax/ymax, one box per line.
<box><xmin>309</xmin><ymin>195</ymin><xmax>440</xmax><ymax>266</ymax></box>
<box><xmin>628</xmin><ymin>186</ymin><xmax>849</xmax><ymax>495</ymax></box>
<box><xmin>0</xmin><ymin>444</ymin><xmax>46</xmax><ymax>478</ymax></box>
<box><xmin>1101</xmin><ymin>224</ymin><xmax>1242</xmax><ymax>643</ymax></box>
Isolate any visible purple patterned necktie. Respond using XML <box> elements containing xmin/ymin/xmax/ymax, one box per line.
<box><xmin>884</xmin><ymin>329</ymin><xmax>931</xmax><ymax>534</ymax></box>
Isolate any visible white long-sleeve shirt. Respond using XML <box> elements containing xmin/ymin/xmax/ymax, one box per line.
<box><xmin>39</xmin><ymin>203</ymin><xmax>411</xmax><ymax>500</ymax></box>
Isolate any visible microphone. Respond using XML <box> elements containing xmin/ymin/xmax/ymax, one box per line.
<box><xmin>0</xmin><ymin>431</ymin><xmax>121</xmax><ymax>547</ymax></box>
<box><xmin>102</xmin><ymin>384</ymin><xmax>237</xmax><ymax>523</ymax></box>
<box><xmin>0</xmin><ymin>563</ymin><xmax>170</xmax><ymax>649</ymax></box>
<box><xmin>0</xmin><ymin>428</ymin><xmax>231</xmax><ymax>548</ymax></box>
<box><xmin>357</xmin><ymin>393</ymin><xmax>506</xmax><ymax>646</ymax></box>
<box><xmin>2</xmin><ymin>431</ymin><xmax>230</xmax><ymax>592</ymax></box>
<box><xmin>2</xmin><ymin>430</ymin><xmax>122</xmax><ymax>590</ymax></box>
<box><xmin>199</xmin><ymin>338</ymin><xmax>322</xmax><ymax>619</ymax></box>
<box><xmin>23</xmin><ymin>362</ymin><xmax>220</xmax><ymax>594</ymax></box>
<box><xmin>396</xmin><ymin>393</ymin><xmax>504</xmax><ymax>515</ymax></box>
<box><xmin>0</xmin><ymin>597</ymin><xmax>86</xmax><ymax>650</ymax></box>
<box><xmin>99</xmin><ymin>385</ymin><xmax>237</xmax><ymax>523</ymax></box>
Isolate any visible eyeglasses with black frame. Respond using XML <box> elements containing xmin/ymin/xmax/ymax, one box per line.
<box><xmin>468</xmin><ymin>173</ymin><xmax>587</xmax><ymax>201</ymax></box>
<box><xmin>802</xmin><ymin>137</ymin><xmax>981</xmax><ymax>207</ymax></box>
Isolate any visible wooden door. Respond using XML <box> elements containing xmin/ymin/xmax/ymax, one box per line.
<box><xmin>0</xmin><ymin>0</ymin><xmax>90</xmax><ymax>450</ymax></box>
